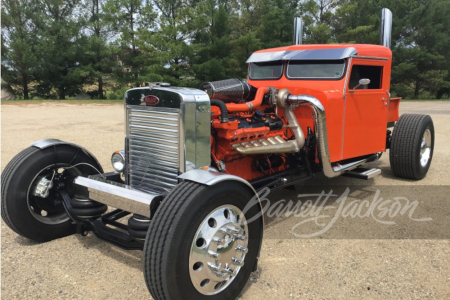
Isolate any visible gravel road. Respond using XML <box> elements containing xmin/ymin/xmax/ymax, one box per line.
<box><xmin>1</xmin><ymin>101</ymin><xmax>449</xmax><ymax>299</ymax></box>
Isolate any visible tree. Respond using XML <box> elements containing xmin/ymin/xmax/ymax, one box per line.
<box><xmin>1</xmin><ymin>0</ymin><xmax>38</xmax><ymax>99</ymax></box>
<box><xmin>140</xmin><ymin>0</ymin><xmax>201</xmax><ymax>86</ymax></box>
<box><xmin>103</xmin><ymin>0</ymin><xmax>156</xmax><ymax>86</ymax></box>
<box><xmin>333</xmin><ymin>0</ymin><xmax>450</xmax><ymax>99</ymax></box>
<box><xmin>33</xmin><ymin>0</ymin><xmax>89</xmax><ymax>99</ymax></box>
<box><xmin>301</xmin><ymin>0</ymin><xmax>345</xmax><ymax>44</ymax></box>
<box><xmin>80</xmin><ymin>0</ymin><xmax>116</xmax><ymax>99</ymax></box>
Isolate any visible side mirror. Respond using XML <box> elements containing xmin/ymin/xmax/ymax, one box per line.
<box><xmin>350</xmin><ymin>78</ymin><xmax>371</xmax><ymax>92</ymax></box>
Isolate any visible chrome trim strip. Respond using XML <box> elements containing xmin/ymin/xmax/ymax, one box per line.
<box><xmin>74</xmin><ymin>176</ymin><xmax>163</xmax><ymax>218</ymax></box>
<box><xmin>246</xmin><ymin>47</ymin><xmax>358</xmax><ymax>63</ymax></box>
<box><xmin>341</xmin><ymin>56</ymin><xmax>352</xmax><ymax>159</ymax></box>
<box><xmin>342</xmin><ymin>57</ymin><xmax>352</xmax><ymax>99</ymax></box>
<box><xmin>351</xmin><ymin>55</ymin><xmax>389</xmax><ymax>61</ymax></box>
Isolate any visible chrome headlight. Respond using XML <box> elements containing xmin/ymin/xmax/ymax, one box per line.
<box><xmin>111</xmin><ymin>151</ymin><xmax>125</xmax><ymax>172</ymax></box>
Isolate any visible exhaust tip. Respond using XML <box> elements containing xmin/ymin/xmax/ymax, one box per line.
<box><xmin>293</xmin><ymin>17</ymin><xmax>303</xmax><ymax>45</ymax></box>
<box><xmin>380</xmin><ymin>8</ymin><xmax>393</xmax><ymax>49</ymax></box>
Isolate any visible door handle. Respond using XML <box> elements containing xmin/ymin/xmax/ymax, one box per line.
<box><xmin>382</xmin><ymin>90</ymin><xmax>390</xmax><ymax>106</ymax></box>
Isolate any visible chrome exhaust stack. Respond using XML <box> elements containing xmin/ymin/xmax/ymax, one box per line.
<box><xmin>293</xmin><ymin>17</ymin><xmax>303</xmax><ymax>45</ymax></box>
<box><xmin>380</xmin><ymin>8</ymin><xmax>393</xmax><ymax>49</ymax></box>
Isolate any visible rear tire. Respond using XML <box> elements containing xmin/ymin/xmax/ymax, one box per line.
<box><xmin>1</xmin><ymin>145</ymin><xmax>103</xmax><ymax>242</ymax></box>
<box><xmin>389</xmin><ymin>114</ymin><xmax>434</xmax><ymax>180</ymax></box>
<box><xmin>143</xmin><ymin>181</ymin><xmax>263</xmax><ymax>300</ymax></box>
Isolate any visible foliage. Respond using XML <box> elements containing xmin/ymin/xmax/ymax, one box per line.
<box><xmin>1</xmin><ymin>0</ymin><xmax>450</xmax><ymax>99</ymax></box>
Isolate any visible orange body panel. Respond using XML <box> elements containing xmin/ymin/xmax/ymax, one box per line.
<box><xmin>388</xmin><ymin>97</ymin><xmax>401</xmax><ymax>123</ymax></box>
<box><xmin>342</xmin><ymin>58</ymin><xmax>392</xmax><ymax>159</ymax></box>
<box><xmin>246</xmin><ymin>44</ymin><xmax>394</xmax><ymax>162</ymax></box>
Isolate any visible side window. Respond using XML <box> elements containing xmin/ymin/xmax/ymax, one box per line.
<box><xmin>348</xmin><ymin>65</ymin><xmax>383</xmax><ymax>90</ymax></box>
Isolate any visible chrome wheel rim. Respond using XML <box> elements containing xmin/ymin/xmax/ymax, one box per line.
<box><xmin>420</xmin><ymin>129</ymin><xmax>432</xmax><ymax>167</ymax></box>
<box><xmin>189</xmin><ymin>205</ymin><xmax>249</xmax><ymax>295</ymax></box>
<box><xmin>27</xmin><ymin>164</ymin><xmax>77</xmax><ymax>225</ymax></box>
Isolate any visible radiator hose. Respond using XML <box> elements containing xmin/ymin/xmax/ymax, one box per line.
<box><xmin>211</xmin><ymin>99</ymin><xmax>229</xmax><ymax>123</ymax></box>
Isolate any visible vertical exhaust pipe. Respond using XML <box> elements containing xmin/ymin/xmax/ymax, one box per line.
<box><xmin>380</xmin><ymin>8</ymin><xmax>393</xmax><ymax>49</ymax></box>
<box><xmin>293</xmin><ymin>17</ymin><xmax>303</xmax><ymax>45</ymax></box>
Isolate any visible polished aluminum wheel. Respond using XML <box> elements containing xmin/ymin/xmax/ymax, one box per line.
<box><xmin>420</xmin><ymin>129</ymin><xmax>432</xmax><ymax>167</ymax></box>
<box><xmin>189</xmin><ymin>205</ymin><xmax>249</xmax><ymax>295</ymax></box>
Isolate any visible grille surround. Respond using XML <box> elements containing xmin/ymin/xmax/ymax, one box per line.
<box><xmin>124</xmin><ymin>86</ymin><xmax>211</xmax><ymax>194</ymax></box>
<box><xmin>126</xmin><ymin>106</ymin><xmax>182</xmax><ymax>193</ymax></box>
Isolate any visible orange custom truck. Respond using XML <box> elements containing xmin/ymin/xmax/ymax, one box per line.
<box><xmin>2</xmin><ymin>8</ymin><xmax>434</xmax><ymax>300</ymax></box>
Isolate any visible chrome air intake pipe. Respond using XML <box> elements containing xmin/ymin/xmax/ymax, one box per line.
<box><xmin>276</xmin><ymin>89</ymin><xmax>379</xmax><ymax>178</ymax></box>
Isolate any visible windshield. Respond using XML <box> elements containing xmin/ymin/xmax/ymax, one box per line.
<box><xmin>249</xmin><ymin>61</ymin><xmax>283</xmax><ymax>80</ymax></box>
<box><xmin>286</xmin><ymin>59</ymin><xmax>346</xmax><ymax>79</ymax></box>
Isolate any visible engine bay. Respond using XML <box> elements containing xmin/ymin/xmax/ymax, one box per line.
<box><xmin>206</xmin><ymin>79</ymin><xmax>314</xmax><ymax>182</ymax></box>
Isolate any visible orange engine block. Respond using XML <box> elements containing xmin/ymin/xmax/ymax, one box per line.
<box><xmin>211</xmin><ymin>107</ymin><xmax>290</xmax><ymax>181</ymax></box>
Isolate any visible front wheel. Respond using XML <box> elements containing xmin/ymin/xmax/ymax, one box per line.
<box><xmin>1</xmin><ymin>145</ymin><xmax>103</xmax><ymax>242</ymax></box>
<box><xmin>143</xmin><ymin>181</ymin><xmax>263</xmax><ymax>300</ymax></box>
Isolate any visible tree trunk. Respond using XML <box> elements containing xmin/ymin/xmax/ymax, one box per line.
<box><xmin>413</xmin><ymin>80</ymin><xmax>420</xmax><ymax>99</ymax></box>
<box><xmin>98</xmin><ymin>76</ymin><xmax>103</xmax><ymax>99</ymax></box>
<box><xmin>22</xmin><ymin>74</ymin><xmax>29</xmax><ymax>100</ymax></box>
<box><xmin>59</xmin><ymin>88</ymin><xmax>65</xmax><ymax>100</ymax></box>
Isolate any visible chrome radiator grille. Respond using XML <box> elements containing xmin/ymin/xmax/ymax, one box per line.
<box><xmin>126</xmin><ymin>106</ymin><xmax>181</xmax><ymax>193</ymax></box>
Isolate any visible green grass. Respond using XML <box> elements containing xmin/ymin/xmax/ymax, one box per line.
<box><xmin>1</xmin><ymin>99</ymin><xmax>123</xmax><ymax>104</ymax></box>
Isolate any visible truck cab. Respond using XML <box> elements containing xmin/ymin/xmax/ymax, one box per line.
<box><xmin>247</xmin><ymin>44</ymin><xmax>399</xmax><ymax>162</ymax></box>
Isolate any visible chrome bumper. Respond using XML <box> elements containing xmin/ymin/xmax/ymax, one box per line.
<box><xmin>74</xmin><ymin>175</ymin><xmax>163</xmax><ymax>218</ymax></box>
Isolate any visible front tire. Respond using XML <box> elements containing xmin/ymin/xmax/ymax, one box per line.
<box><xmin>389</xmin><ymin>114</ymin><xmax>435</xmax><ymax>180</ymax></box>
<box><xmin>1</xmin><ymin>145</ymin><xmax>103</xmax><ymax>242</ymax></box>
<box><xmin>143</xmin><ymin>181</ymin><xmax>263</xmax><ymax>300</ymax></box>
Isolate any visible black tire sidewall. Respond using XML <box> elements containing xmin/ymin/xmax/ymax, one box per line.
<box><xmin>413</xmin><ymin>116</ymin><xmax>434</xmax><ymax>179</ymax></box>
<box><xmin>3</xmin><ymin>145</ymin><xmax>99</xmax><ymax>242</ymax></box>
<box><xmin>165</xmin><ymin>181</ymin><xmax>262</xmax><ymax>300</ymax></box>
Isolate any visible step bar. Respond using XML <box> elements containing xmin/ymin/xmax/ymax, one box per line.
<box><xmin>341</xmin><ymin>167</ymin><xmax>382</xmax><ymax>180</ymax></box>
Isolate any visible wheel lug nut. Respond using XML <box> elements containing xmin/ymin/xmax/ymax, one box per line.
<box><xmin>232</xmin><ymin>257</ymin><xmax>244</xmax><ymax>266</ymax></box>
<box><xmin>226</xmin><ymin>225</ymin><xmax>239</xmax><ymax>234</ymax></box>
<box><xmin>234</xmin><ymin>234</ymin><xmax>245</xmax><ymax>240</ymax></box>
<box><xmin>208</xmin><ymin>250</ymin><xmax>219</xmax><ymax>259</ymax></box>
<box><xmin>235</xmin><ymin>245</ymin><xmax>248</xmax><ymax>253</ymax></box>
<box><xmin>212</xmin><ymin>237</ymin><xmax>223</xmax><ymax>244</ymax></box>
<box><xmin>218</xmin><ymin>228</ymin><xmax>228</xmax><ymax>235</ymax></box>
<box><xmin>208</xmin><ymin>262</ymin><xmax>221</xmax><ymax>272</ymax></box>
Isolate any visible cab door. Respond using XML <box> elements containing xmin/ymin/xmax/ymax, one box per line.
<box><xmin>342</xmin><ymin>59</ymin><xmax>390</xmax><ymax>160</ymax></box>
